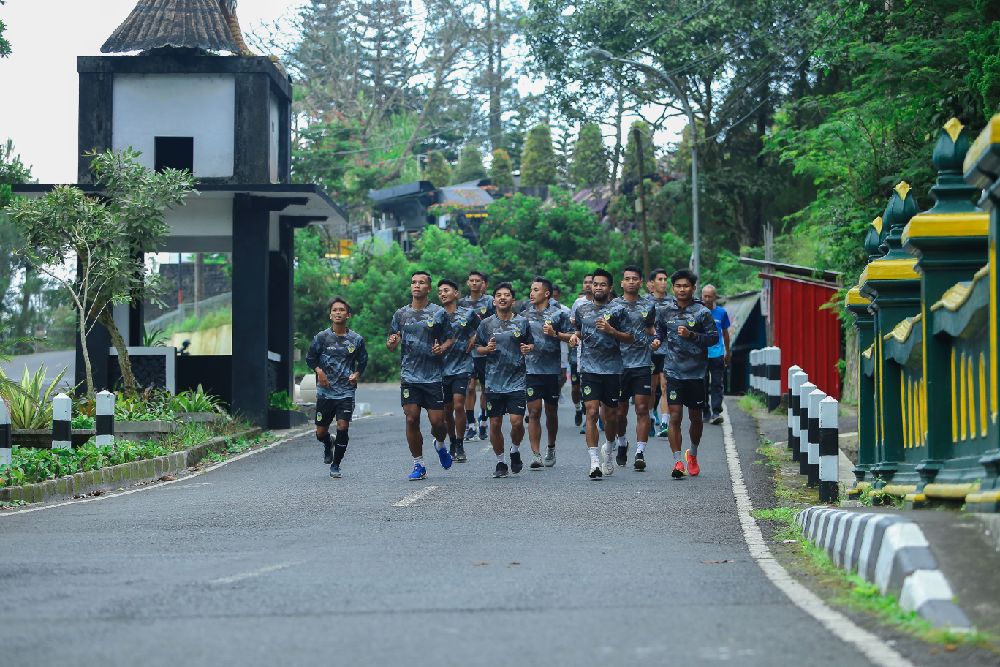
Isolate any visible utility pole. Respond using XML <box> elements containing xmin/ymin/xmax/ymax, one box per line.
<box><xmin>633</xmin><ymin>125</ymin><xmax>651</xmax><ymax>277</ymax></box>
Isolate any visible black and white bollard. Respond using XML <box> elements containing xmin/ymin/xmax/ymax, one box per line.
<box><xmin>819</xmin><ymin>396</ymin><xmax>839</xmax><ymax>503</ymax></box>
<box><xmin>52</xmin><ymin>393</ymin><xmax>72</xmax><ymax>450</ymax></box>
<box><xmin>797</xmin><ymin>381</ymin><xmax>816</xmax><ymax>474</ymax></box>
<box><xmin>0</xmin><ymin>399</ymin><xmax>11</xmax><ymax>466</ymax></box>
<box><xmin>96</xmin><ymin>390</ymin><xmax>115</xmax><ymax>447</ymax></box>
<box><xmin>806</xmin><ymin>388</ymin><xmax>826</xmax><ymax>487</ymax></box>
<box><xmin>787</xmin><ymin>366</ymin><xmax>803</xmax><ymax>456</ymax></box>
<box><xmin>764</xmin><ymin>346</ymin><xmax>782</xmax><ymax>411</ymax></box>
<box><xmin>751</xmin><ymin>349</ymin><xmax>762</xmax><ymax>397</ymax></box>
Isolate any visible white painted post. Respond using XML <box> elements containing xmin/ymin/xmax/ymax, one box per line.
<box><xmin>807</xmin><ymin>388</ymin><xmax>826</xmax><ymax>487</ymax></box>
<box><xmin>798</xmin><ymin>381</ymin><xmax>817</xmax><ymax>474</ymax></box>
<box><xmin>819</xmin><ymin>396</ymin><xmax>840</xmax><ymax>503</ymax></box>
<box><xmin>52</xmin><ymin>393</ymin><xmax>72</xmax><ymax>450</ymax></box>
<box><xmin>787</xmin><ymin>366</ymin><xmax>803</xmax><ymax>455</ymax></box>
<box><xmin>764</xmin><ymin>346</ymin><xmax>782</xmax><ymax>411</ymax></box>
<box><xmin>750</xmin><ymin>349</ymin><xmax>760</xmax><ymax>395</ymax></box>
<box><xmin>0</xmin><ymin>400</ymin><xmax>11</xmax><ymax>466</ymax></box>
<box><xmin>96</xmin><ymin>390</ymin><xmax>115</xmax><ymax>447</ymax></box>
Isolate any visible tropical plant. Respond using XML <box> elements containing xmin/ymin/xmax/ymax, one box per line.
<box><xmin>114</xmin><ymin>388</ymin><xmax>175</xmax><ymax>422</ymax></box>
<box><xmin>142</xmin><ymin>327</ymin><xmax>169</xmax><ymax>347</ymax></box>
<box><xmin>0</xmin><ymin>364</ymin><xmax>68</xmax><ymax>429</ymax></box>
<box><xmin>269</xmin><ymin>390</ymin><xmax>296</xmax><ymax>411</ymax></box>
<box><xmin>171</xmin><ymin>384</ymin><xmax>225</xmax><ymax>414</ymax></box>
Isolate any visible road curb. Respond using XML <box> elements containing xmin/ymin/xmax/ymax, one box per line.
<box><xmin>797</xmin><ymin>506</ymin><xmax>973</xmax><ymax>631</ymax></box>
<box><xmin>0</xmin><ymin>427</ymin><xmax>262</xmax><ymax>506</ymax></box>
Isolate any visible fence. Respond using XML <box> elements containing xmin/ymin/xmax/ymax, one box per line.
<box><xmin>845</xmin><ymin>116</ymin><xmax>1000</xmax><ymax>512</ymax></box>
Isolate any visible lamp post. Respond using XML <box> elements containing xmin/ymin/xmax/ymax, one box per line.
<box><xmin>582</xmin><ymin>48</ymin><xmax>700</xmax><ymax>276</ymax></box>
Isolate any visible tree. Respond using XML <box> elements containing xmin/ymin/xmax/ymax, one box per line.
<box><xmin>0</xmin><ymin>140</ymin><xmax>33</xmax><ymax>334</ymax></box>
<box><xmin>423</xmin><ymin>150</ymin><xmax>452</xmax><ymax>187</ymax></box>
<box><xmin>0</xmin><ymin>0</ymin><xmax>11</xmax><ymax>59</ymax></box>
<box><xmin>452</xmin><ymin>143</ymin><xmax>487</xmax><ymax>183</ymax></box>
<box><xmin>520</xmin><ymin>123</ymin><xmax>557</xmax><ymax>186</ymax></box>
<box><xmin>569</xmin><ymin>123</ymin><xmax>608</xmax><ymax>188</ymax></box>
<box><xmin>623</xmin><ymin>120</ymin><xmax>656</xmax><ymax>181</ymax></box>
<box><xmin>490</xmin><ymin>148</ymin><xmax>515</xmax><ymax>190</ymax></box>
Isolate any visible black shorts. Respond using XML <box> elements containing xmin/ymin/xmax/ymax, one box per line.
<box><xmin>621</xmin><ymin>366</ymin><xmax>653</xmax><ymax>398</ymax></box>
<box><xmin>666</xmin><ymin>377</ymin><xmax>706</xmax><ymax>409</ymax></box>
<box><xmin>401</xmin><ymin>382</ymin><xmax>445</xmax><ymax>410</ymax></box>
<box><xmin>651</xmin><ymin>355</ymin><xmax>665</xmax><ymax>375</ymax></box>
<box><xmin>526</xmin><ymin>374</ymin><xmax>561</xmax><ymax>405</ymax></box>
<box><xmin>486</xmin><ymin>391</ymin><xmax>527</xmax><ymax>417</ymax></box>
<box><xmin>580</xmin><ymin>373</ymin><xmax>622</xmax><ymax>407</ymax></box>
<box><xmin>316</xmin><ymin>397</ymin><xmax>354</xmax><ymax>427</ymax></box>
<box><xmin>473</xmin><ymin>357</ymin><xmax>487</xmax><ymax>384</ymax></box>
<box><xmin>442</xmin><ymin>374</ymin><xmax>470</xmax><ymax>401</ymax></box>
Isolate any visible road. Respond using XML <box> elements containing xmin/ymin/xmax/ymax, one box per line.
<box><xmin>0</xmin><ymin>394</ymin><xmax>915</xmax><ymax>666</ymax></box>
<box><xmin>0</xmin><ymin>348</ymin><xmax>74</xmax><ymax>388</ymax></box>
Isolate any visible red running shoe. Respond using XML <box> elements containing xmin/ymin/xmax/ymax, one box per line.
<box><xmin>671</xmin><ymin>460</ymin><xmax>686</xmax><ymax>479</ymax></box>
<box><xmin>685</xmin><ymin>449</ymin><xmax>700</xmax><ymax>476</ymax></box>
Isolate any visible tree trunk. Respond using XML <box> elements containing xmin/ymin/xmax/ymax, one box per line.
<box><xmin>78</xmin><ymin>305</ymin><xmax>95</xmax><ymax>400</ymax></box>
<box><xmin>610</xmin><ymin>83</ymin><xmax>625</xmax><ymax>192</ymax></box>
<box><xmin>98</xmin><ymin>308</ymin><xmax>137</xmax><ymax>394</ymax></box>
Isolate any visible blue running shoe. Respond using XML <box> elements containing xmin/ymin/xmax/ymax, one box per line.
<box><xmin>329</xmin><ymin>464</ymin><xmax>342</xmax><ymax>478</ymax></box>
<box><xmin>464</xmin><ymin>425</ymin><xmax>477</xmax><ymax>442</ymax></box>
<box><xmin>408</xmin><ymin>462</ymin><xmax>427</xmax><ymax>480</ymax></box>
<box><xmin>478</xmin><ymin>419</ymin><xmax>488</xmax><ymax>441</ymax></box>
<box><xmin>437</xmin><ymin>445</ymin><xmax>453</xmax><ymax>470</ymax></box>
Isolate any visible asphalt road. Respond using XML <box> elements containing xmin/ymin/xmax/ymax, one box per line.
<box><xmin>0</xmin><ymin>393</ymin><xmax>890</xmax><ymax>666</ymax></box>
<box><xmin>0</xmin><ymin>348</ymin><xmax>75</xmax><ymax>388</ymax></box>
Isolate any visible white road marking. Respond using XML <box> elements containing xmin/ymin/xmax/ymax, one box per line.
<box><xmin>393</xmin><ymin>485</ymin><xmax>439</xmax><ymax>507</ymax></box>
<box><xmin>209</xmin><ymin>561</ymin><xmax>300</xmax><ymax>585</ymax></box>
<box><xmin>721</xmin><ymin>404</ymin><xmax>916</xmax><ymax>667</ymax></box>
<box><xmin>0</xmin><ymin>427</ymin><xmax>313</xmax><ymax>517</ymax></box>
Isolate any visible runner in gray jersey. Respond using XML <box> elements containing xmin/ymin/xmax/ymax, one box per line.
<box><xmin>459</xmin><ymin>271</ymin><xmax>494</xmax><ymax>442</ymax></box>
<box><xmin>611</xmin><ymin>266</ymin><xmax>657</xmax><ymax>472</ymax></box>
<box><xmin>523</xmin><ymin>277</ymin><xmax>573</xmax><ymax>469</ymax></box>
<box><xmin>438</xmin><ymin>279</ymin><xmax>480</xmax><ymax>463</ymax></box>
<box><xmin>387</xmin><ymin>271</ymin><xmax>455</xmax><ymax>481</ymax></box>
<box><xmin>647</xmin><ymin>268</ymin><xmax>672</xmax><ymax>436</ymax></box>
<box><xmin>305</xmin><ymin>297</ymin><xmax>368</xmax><ymax>478</ymax></box>
<box><xmin>569</xmin><ymin>274</ymin><xmax>594</xmax><ymax>430</ymax></box>
<box><xmin>475</xmin><ymin>283</ymin><xmax>534</xmax><ymax>477</ymax></box>
<box><xmin>568</xmin><ymin>269</ymin><xmax>634</xmax><ymax>479</ymax></box>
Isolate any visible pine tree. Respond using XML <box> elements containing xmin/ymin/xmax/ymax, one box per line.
<box><xmin>490</xmin><ymin>149</ymin><xmax>515</xmax><ymax>190</ymax></box>
<box><xmin>452</xmin><ymin>144</ymin><xmax>487</xmax><ymax>183</ymax></box>
<box><xmin>423</xmin><ymin>150</ymin><xmax>452</xmax><ymax>187</ymax></box>
<box><xmin>623</xmin><ymin>120</ymin><xmax>656</xmax><ymax>182</ymax></box>
<box><xmin>520</xmin><ymin>123</ymin><xmax>557</xmax><ymax>186</ymax></box>
<box><xmin>569</xmin><ymin>123</ymin><xmax>608</xmax><ymax>188</ymax></box>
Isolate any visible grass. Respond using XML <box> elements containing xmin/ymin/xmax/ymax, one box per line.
<box><xmin>202</xmin><ymin>433</ymin><xmax>268</xmax><ymax>464</ymax></box>
<box><xmin>738</xmin><ymin>393</ymin><xmax>768</xmax><ymax>415</ymax></box>
<box><xmin>162</xmin><ymin>305</ymin><xmax>232</xmax><ymax>337</ymax></box>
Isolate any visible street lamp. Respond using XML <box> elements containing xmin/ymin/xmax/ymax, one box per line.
<box><xmin>581</xmin><ymin>48</ymin><xmax>700</xmax><ymax>277</ymax></box>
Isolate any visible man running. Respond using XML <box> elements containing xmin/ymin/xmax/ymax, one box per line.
<box><xmin>652</xmin><ymin>269</ymin><xmax>718</xmax><ymax>479</ymax></box>
<box><xmin>612</xmin><ymin>266</ymin><xmax>656</xmax><ymax>471</ymax></box>
<box><xmin>568</xmin><ymin>269</ymin><xmax>633</xmax><ymax>479</ymax></box>
<box><xmin>475</xmin><ymin>283</ymin><xmax>534</xmax><ymax>478</ymax></box>
<box><xmin>570</xmin><ymin>273</ymin><xmax>594</xmax><ymax>431</ymax></box>
<box><xmin>438</xmin><ymin>279</ymin><xmax>480</xmax><ymax>462</ymax></box>
<box><xmin>551</xmin><ymin>284</ymin><xmax>572</xmax><ymax>395</ymax></box>
<box><xmin>459</xmin><ymin>271</ymin><xmax>494</xmax><ymax>442</ymax></box>
<box><xmin>647</xmin><ymin>268</ymin><xmax>672</xmax><ymax>437</ymax></box>
<box><xmin>306</xmin><ymin>297</ymin><xmax>368</xmax><ymax>478</ymax></box>
<box><xmin>523</xmin><ymin>277</ymin><xmax>573</xmax><ymax>469</ymax></box>
<box><xmin>387</xmin><ymin>271</ymin><xmax>455</xmax><ymax>480</ymax></box>
<box><xmin>701</xmin><ymin>284</ymin><xmax>731</xmax><ymax>425</ymax></box>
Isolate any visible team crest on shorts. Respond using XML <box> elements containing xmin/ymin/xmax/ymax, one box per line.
<box><xmin>527</xmin><ymin>387</ymin><xmax>534</xmax><ymax>396</ymax></box>
<box><xmin>403</xmin><ymin>389</ymin><xmax>410</xmax><ymax>399</ymax></box>
<box><xmin>316</xmin><ymin>412</ymin><xmax>322</xmax><ymax>422</ymax></box>
<box><xmin>487</xmin><ymin>402</ymin><xmax>493</xmax><ymax>410</ymax></box>
<box><xmin>669</xmin><ymin>391</ymin><xmax>678</xmax><ymax>400</ymax></box>
<box><xmin>583</xmin><ymin>385</ymin><xmax>592</xmax><ymax>395</ymax></box>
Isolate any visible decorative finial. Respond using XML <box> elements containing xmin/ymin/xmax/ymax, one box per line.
<box><xmin>872</xmin><ymin>216</ymin><xmax>883</xmax><ymax>234</ymax></box>
<box><xmin>880</xmin><ymin>183</ymin><xmax>920</xmax><ymax>259</ymax></box>
<box><xmin>864</xmin><ymin>217</ymin><xmax>885</xmax><ymax>261</ymax></box>
<box><xmin>943</xmin><ymin>118</ymin><xmax>964</xmax><ymax>143</ymax></box>
<box><xmin>926</xmin><ymin>119</ymin><xmax>978</xmax><ymax>214</ymax></box>
<box><xmin>894</xmin><ymin>181</ymin><xmax>911</xmax><ymax>200</ymax></box>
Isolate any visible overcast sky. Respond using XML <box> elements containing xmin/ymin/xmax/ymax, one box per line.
<box><xmin>0</xmin><ymin>0</ymin><xmax>304</xmax><ymax>183</ymax></box>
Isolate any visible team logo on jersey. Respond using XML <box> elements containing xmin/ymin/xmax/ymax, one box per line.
<box><xmin>688</xmin><ymin>319</ymin><xmax>695</xmax><ymax>327</ymax></box>
<box><xmin>347</xmin><ymin>346</ymin><xmax>355</xmax><ymax>353</ymax></box>
<box><xmin>480</xmin><ymin>307</ymin><xmax>487</xmax><ymax>314</ymax></box>
<box><xmin>545</xmin><ymin>319</ymin><xmax>552</xmax><ymax>326</ymax></box>
<box><xmin>513</xmin><ymin>329</ymin><xmax>521</xmax><ymax>338</ymax></box>
<box><xmin>426</xmin><ymin>320</ymin><xmax>435</xmax><ymax>327</ymax></box>
<box><xmin>527</xmin><ymin>387</ymin><xmax>534</xmax><ymax>397</ymax></box>
<box><xmin>457</xmin><ymin>319</ymin><xmax>466</xmax><ymax>327</ymax></box>
<box><xmin>641</xmin><ymin>310</ymin><xmax>648</xmax><ymax>317</ymax></box>
<box><xmin>603</xmin><ymin>313</ymin><xmax>611</xmax><ymax>320</ymax></box>
<box><xmin>403</xmin><ymin>389</ymin><xmax>410</xmax><ymax>399</ymax></box>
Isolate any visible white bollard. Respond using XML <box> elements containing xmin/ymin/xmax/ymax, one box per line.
<box><xmin>798</xmin><ymin>381</ymin><xmax>817</xmax><ymax>473</ymax></box>
<box><xmin>96</xmin><ymin>390</ymin><xmax>115</xmax><ymax>447</ymax></box>
<box><xmin>787</xmin><ymin>366</ymin><xmax>803</xmax><ymax>454</ymax></box>
<box><xmin>52</xmin><ymin>393</ymin><xmax>72</xmax><ymax>450</ymax></box>
<box><xmin>819</xmin><ymin>396</ymin><xmax>840</xmax><ymax>503</ymax></box>
<box><xmin>764</xmin><ymin>346</ymin><xmax>782</xmax><ymax>411</ymax></box>
<box><xmin>807</xmin><ymin>388</ymin><xmax>826</xmax><ymax>487</ymax></box>
<box><xmin>0</xmin><ymin>399</ymin><xmax>11</xmax><ymax>466</ymax></box>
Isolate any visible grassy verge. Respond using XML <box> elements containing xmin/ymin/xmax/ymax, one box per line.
<box><xmin>202</xmin><ymin>432</ymin><xmax>270</xmax><ymax>464</ymax></box>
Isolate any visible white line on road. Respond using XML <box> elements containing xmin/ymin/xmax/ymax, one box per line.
<box><xmin>393</xmin><ymin>485</ymin><xmax>439</xmax><ymax>507</ymax></box>
<box><xmin>209</xmin><ymin>561</ymin><xmax>301</xmax><ymax>586</ymax></box>
<box><xmin>721</xmin><ymin>404</ymin><xmax>915</xmax><ymax>667</ymax></box>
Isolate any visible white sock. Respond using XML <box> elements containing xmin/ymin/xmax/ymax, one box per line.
<box><xmin>510</xmin><ymin>444</ymin><xmax>520</xmax><ymax>454</ymax></box>
<box><xmin>588</xmin><ymin>447</ymin><xmax>600</xmax><ymax>466</ymax></box>
<box><xmin>413</xmin><ymin>456</ymin><xmax>424</xmax><ymax>465</ymax></box>
<box><xmin>636</xmin><ymin>441</ymin><xmax>646</xmax><ymax>454</ymax></box>
<box><xmin>433</xmin><ymin>440</ymin><xmax>445</xmax><ymax>451</ymax></box>
<box><xmin>690</xmin><ymin>444</ymin><xmax>699</xmax><ymax>456</ymax></box>
<box><xmin>602</xmin><ymin>440</ymin><xmax>613</xmax><ymax>453</ymax></box>
<box><xmin>673</xmin><ymin>450</ymin><xmax>683</xmax><ymax>463</ymax></box>
<box><xmin>496</xmin><ymin>452</ymin><xmax>505</xmax><ymax>463</ymax></box>
<box><xmin>616</xmin><ymin>435</ymin><xmax>627</xmax><ymax>447</ymax></box>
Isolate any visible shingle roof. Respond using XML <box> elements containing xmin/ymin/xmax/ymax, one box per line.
<box><xmin>101</xmin><ymin>0</ymin><xmax>240</xmax><ymax>54</ymax></box>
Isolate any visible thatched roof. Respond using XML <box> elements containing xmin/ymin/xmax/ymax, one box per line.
<box><xmin>101</xmin><ymin>0</ymin><xmax>242</xmax><ymax>54</ymax></box>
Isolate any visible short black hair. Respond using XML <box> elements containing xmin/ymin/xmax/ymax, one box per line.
<box><xmin>437</xmin><ymin>278</ymin><xmax>459</xmax><ymax>291</ymax></box>
<box><xmin>532</xmin><ymin>276</ymin><xmax>553</xmax><ymax>294</ymax></box>
<box><xmin>591</xmin><ymin>268</ymin><xmax>613</xmax><ymax>284</ymax></box>
<box><xmin>649</xmin><ymin>267</ymin><xmax>668</xmax><ymax>281</ymax></box>
<box><xmin>493</xmin><ymin>282</ymin><xmax>515</xmax><ymax>297</ymax></box>
<box><xmin>583</xmin><ymin>273</ymin><xmax>594</xmax><ymax>280</ymax></box>
<box><xmin>411</xmin><ymin>270</ymin><xmax>432</xmax><ymax>285</ymax></box>
<box><xmin>671</xmin><ymin>268</ymin><xmax>698</xmax><ymax>285</ymax></box>
<box><xmin>623</xmin><ymin>264</ymin><xmax>642</xmax><ymax>277</ymax></box>
<box><xmin>327</xmin><ymin>296</ymin><xmax>351</xmax><ymax>314</ymax></box>
<box><xmin>468</xmin><ymin>270</ymin><xmax>488</xmax><ymax>283</ymax></box>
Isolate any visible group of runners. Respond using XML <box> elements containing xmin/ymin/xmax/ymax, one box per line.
<box><xmin>307</xmin><ymin>266</ymin><xmax>732</xmax><ymax>481</ymax></box>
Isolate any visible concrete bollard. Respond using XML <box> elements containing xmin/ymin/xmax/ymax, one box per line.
<box><xmin>787</xmin><ymin>367</ymin><xmax>804</xmax><ymax>457</ymax></box>
<box><xmin>52</xmin><ymin>393</ymin><xmax>72</xmax><ymax>449</ymax></box>
<box><xmin>96</xmin><ymin>390</ymin><xmax>115</xmax><ymax>447</ymax></box>
<box><xmin>807</xmin><ymin>388</ymin><xmax>826</xmax><ymax>487</ymax></box>
<box><xmin>0</xmin><ymin>399</ymin><xmax>10</xmax><ymax>466</ymax></box>
<box><xmin>798</xmin><ymin>381</ymin><xmax>816</xmax><ymax>474</ymax></box>
<box><xmin>819</xmin><ymin>396</ymin><xmax>839</xmax><ymax>503</ymax></box>
<box><xmin>764</xmin><ymin>346</ymin><xmax>782</xmax><ymax>411</ymax></box>
<box><xmin>751</xmin><ymin>349</ymin><xmax>762</xmax><ymax>396</ymax></box>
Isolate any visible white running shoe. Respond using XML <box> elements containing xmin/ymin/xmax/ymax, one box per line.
<box><xmin>601</xmin><ymin>443</ymin><xmax>615</xmax><ymax>476</ymax></box>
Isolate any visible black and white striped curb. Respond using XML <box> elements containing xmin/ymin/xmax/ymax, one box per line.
<box><xmin>797</xmin><ymin>506</ymin><xmax>972</xmax><ymax>630</ymax></box>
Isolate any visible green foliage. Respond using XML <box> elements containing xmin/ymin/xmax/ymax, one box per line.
<box><xmin>142</xmin><ymin>327</ymin><xmax>169</xmax><ymax>347</ymax></box>
<box><xmin>489</xmin><ymin>149</ymin><xmax>515</xmax><ymax>190</ymax></box>
<box><xmin>570</xmin><ymin>123</ymin><xmax>608</xmax><ymax>188</ymax></box>
<box><xmin>0</xmin><ymin>439</ymin><xmax>172</xmax><ymax>488</ymax></box>
<box><xmin>623</xmin><ymin>121</ymin><xmax>655</xmax><ymax>179</ymax></box>
<box><xmin>423</xmin><ymin>150</ymin><xmax>452</xmax><ymax>188</ymax></box>
<box><xmin>171</xmin><ymin>385</ymin><xmax>224</xmax><ymax>414</ymax></box>
<box><xmin>294</xmin><ymin>227</ymin><xmax>339</xmax><ymax>356</ymax></box>
<box><xmin>269</xmin><ymin>390</ymin><xmax>296</xmax><ymax>410</ymax></box>
<box><xmin>71</xmin><ymin>414</ymin><xmax>95</xmax><ymax>430</ymax></box>
<box><xmin>452</xmin><ymin>144</ymin><xmax>487</xmax><ymax>184</ymax></box>
<box><xmin>520</xmin><ymin>123</ymin><xmax>557</xmax><ymax>186</ymax></box>
<box><xmin>0</xmin><ymin>1</ymin><xmax>10</xmax><ymax>59</ymax></box>
<box><xmin>161</xmin><ymin>306</ymin><xmax>232</xmax><ymax>337</ymax></box>
<box><xmin>0</xmin><ymin>364</ymin><xmax>68</xmax><ymax>429</ymax></box>
<box><xmin>114</xmin><ymin>389</ymin><xmax>175</xmax><ymax>422</ymax></box>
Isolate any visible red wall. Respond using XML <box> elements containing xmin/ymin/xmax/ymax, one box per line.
<box><xmin>766</xmin><ymin>274</ymin><xmax>842</xmax><ymax>399</ymax></box>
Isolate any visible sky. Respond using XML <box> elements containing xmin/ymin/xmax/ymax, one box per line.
<box><xmin>0</xmin><ymin>0</ymin><xmax>304</xmax><ymax>184</ymax></box>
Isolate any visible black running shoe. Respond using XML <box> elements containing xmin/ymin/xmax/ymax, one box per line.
<box><xmin>589</xmin><ymin>465</ymin><xmax>603</xmax><ymax>480</ymax></box>
<box><xmin>323</xmin><ymin>442</ymin><xmax>333</xmax><ymax>465</ymax></box>
<box><xmin>494</xmin><ymin>461</ymin><xmax>509</xmax><ymax>478</ymax></box>
<box><xmin>455</xmin><ymin>443</ymin><xmax>467</xmax><ymax>462</ymax></box>
<box><xmin>616</xmin><ymin>443</ymin><xmax>628</xmax><ymax>467</ymax></box>
<box><xmin>574</xmin><ymin>407</ymin><xmax>583</xmax><ymax>427</ymax></box>
<box><xmin>449</xmin><ymin>442</ymin><xmax>457</xmax><ymax>457</ymax></box>
<box><xmin>634</xmin><ymin>451</ymin><xmax>646</xmax><ymax>471</ymax></box>
<box><xmin>510</xmin><ymin>451</ymin><xmax>523</xmax><ymax>474</ymax></box>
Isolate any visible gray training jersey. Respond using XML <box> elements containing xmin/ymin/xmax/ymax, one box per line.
<box><xmin>459</xmin><ymin>294</ymin><xmax>494</xmax><ymax>359</ymax></box>
<box><xmin>522</xmin><ymin>303</ymin><xmax>572</xmax><ymax>375</ymax></box>
<box><xmin>574</xmin><ymin>300</ymin><xmax>630</xmax><ymax>375</ymax></box>
<box><xmin>654</xmin><ymin>299</ymin><xmax>719</xmax><ymax>380</ymax></box>
<box><xmin>475</xmin><ymin>314</ymin><xmax>533</xmax><ymax>393</ymax></box>
<box><xmin>390</xmin><ymin>303</ymin><xmax>450</xmax><ymax>384</ymax></box>
<box><xmin>441</xmin><ymin>306</ymin><xmax>480</xmax><ymax>377</ymax></box>
<box><xmin>613</xmin><ymin>296</ymin><xmax>656</xmax><ymax>369</ymax></box>
<box><xmin>305</xmin><ymin>329</ymin><xmax>368</xmax><ymax>400</ymax></box>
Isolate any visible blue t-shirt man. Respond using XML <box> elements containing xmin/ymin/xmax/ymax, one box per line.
<box><xmin>706</xmin><ymin>305</ymin><xmax>731</xmax><ymax>360</ymax></box>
